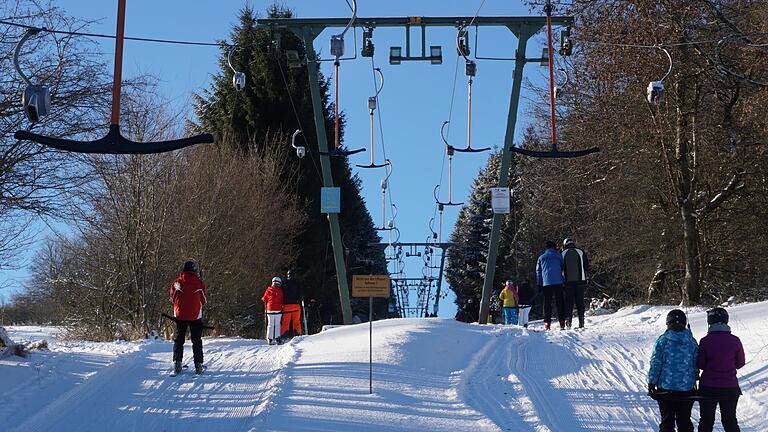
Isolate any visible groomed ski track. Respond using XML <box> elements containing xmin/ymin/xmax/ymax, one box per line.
<box><xmin>2</xmin><ymin>302</ymin><xmax>767</xmax><ymax>431</ymax></box>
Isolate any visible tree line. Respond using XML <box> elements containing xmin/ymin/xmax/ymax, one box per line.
<box><xmin>446</xmin><ymin>0</ymin><xmax>767</xmax><ymax>311</ymax></box>
<box><xmin>2</xmin><ymin>4</ymin><xmax>387</xmax><ymax>339</ymax></box>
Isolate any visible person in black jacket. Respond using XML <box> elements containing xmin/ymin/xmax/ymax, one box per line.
<box><xmin>281</xmin><ymin>269</ymin><xmax>304</xmax><ymax>340</ymax></box>
<box><xmin>561</xmin><ymin>238</ymin><xmax>589</xmax><ymax>329</ymax></box>
<box><xmin>517</xmin><ymin>279</ymin><xmax>536</xmax><ymax>328</ymax></box>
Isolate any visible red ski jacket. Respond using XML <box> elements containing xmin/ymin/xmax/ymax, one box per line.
<box><xmin>170</xmin><ymin>271</ymin><xmax>208</xmax><ymax>321</ymax></box>
<box><xmin>262</xmin><ymin>285</ymin><xmax>284</xmax><ymax>312</ymax></box>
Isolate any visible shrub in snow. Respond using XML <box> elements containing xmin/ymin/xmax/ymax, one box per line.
<box><xmin>0</xmin><ymin>326</ymin><xmax>29</xmax><ymax>358</ymax></box>
<box><xmin>587</xmin><ymin>297</ymin><xmax>620</xmax><ymax>316</ymax></box>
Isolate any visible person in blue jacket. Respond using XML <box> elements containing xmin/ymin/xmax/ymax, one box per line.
<box><xmin>536</xmin><ymin>241</ymin><xmax>565</xmax><ymax>330</ymax></box>
<box><xmin>647</xmin><ymin>309</ymin><xmax>698</xmax><ymax>432</ymax></box>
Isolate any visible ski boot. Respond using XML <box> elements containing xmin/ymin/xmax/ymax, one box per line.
<box><xmin>559</xmin><ymin>321</ymin><xmax>566</xmax><ymax>330</ymax></box>
<box><xmin>174</xmin><ymin>360</ymin><xmax>182</xmax><ymax>375</ymax></box>
<box><xmin>565</xmin><ymin>319</ymin><xmax>572</xmax><ymax>330</ymax></box>
<box><xmin>195</xmin><ymin>363</ymin><xmax>204</xmax><ymax>375</ymax></box>
<box><xmin>544</xmin><ymin>322</ymin><xmax>551</xmax><ymax>331</ymax></box>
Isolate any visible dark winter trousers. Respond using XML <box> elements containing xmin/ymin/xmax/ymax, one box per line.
<box><xmin>542</xmin><ymin>284</ymin><xmax>565</xmax><ymax>326</ymax></box>
<box><xmin>564</xmin><ymin>282</ymin><xmax>586</xmax><ymax>326</ymax></box>
<box><xmin>657</xmin><ymin>391</ymin><xmax>694</xmax><ymax>432</ymax></box>
<box><xmin>698</xmin><ymin>387</ymin><xmax>741</xmax><ymax>432</ymax></box>
<box><xmin>173</xmin><ymin>319</ymin><xmax>203</xmax><ymax>365</ymax></box>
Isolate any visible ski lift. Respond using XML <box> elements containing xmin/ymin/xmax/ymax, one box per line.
<box><xmin>14</xmin><ymin>0</ymin><xmax>213</xmax><ymax>153</ymax></box>
<box><xmin>376</xmin><ymin>161</ymin><xmax>396</xmax><ymax>230</ymax></box>
<box><xmin>554</xmin><ymin>68</ymin><xmax>569</xmax><ymax>99</ymax></box>
<box><xmin>286</xmin><ymin>50</ymin><xmax>302</xmax><ymax>69</ymax></box>
<box><xmin>13</xmin><ymin>28</ymin><xmax>50</xmax><ymax>124</ymax></box>
<box><xmin>509</xmin><ymin>0</ymin><xmax>598</xmax><ymax>159</ymax></box>
<box><xmin>290</xmin><ymin>129</ymin><xmax>306</xmax><ymax>158</ymax></box>
<box><xmin>361</xmin><ymin>27</ymin><xmax>375</xmax><ymax>58</ymax></box>
<box><xmin>429</xmin><ymin>217</ymin><xmax>438</xmax><ymax>243</ymax></box>
<box><xmin>559</xmin><ymin>26</ymin><xmax>573</xmax><ymax>57</ymax></box>
<box><xmin>434</xmin><ymin>121</ymin><xmax>465</xmax><ymax>206</ymax></box>
<box><xmin>227</xmin><ymin>45</ymin><xmax>246</xmax><ymax>91</ymax></box>
<box><xmin>321</xmin><ymin>0</ymin><xmax>365</xmax><ymax>158</ymax></box>
<box><xmin>454</xmin><ymin>26</ymin><xmax>490</xmax><ymax>154</ymax></box>
<box><xmin>356</xmin><ymin>68</ymin><xmax>388</xmax><ymax>168</ymax></box>
<box><xmin>647</xmin><ymin>46</ymin><xmax>672</xmax><ymax>105</ymax></box>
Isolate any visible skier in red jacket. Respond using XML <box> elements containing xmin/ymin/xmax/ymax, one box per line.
<box><xmin>170</xmin><ymin>260</ymin><xmax>208</xmax><ymax>374</ymax></box>
<box><xmin>262</xmin><ymin>276</ymin><xmax>284</xmax><ymax>345</ymax></box>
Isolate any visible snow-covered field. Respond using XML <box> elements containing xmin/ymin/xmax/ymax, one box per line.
<box><xmin>2</xmin><ymin>302</ymin><xmax>767</xmax><ymax>432</ymax></box>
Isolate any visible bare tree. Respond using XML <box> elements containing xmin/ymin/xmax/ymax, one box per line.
<box><xmin>0</xmin><ymin>0</ymin><xmax>113</xmax><ymax>268</ymax></box>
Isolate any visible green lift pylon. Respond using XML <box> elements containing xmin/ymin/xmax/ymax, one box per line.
<box><xmin>257</xmin><ymin>14</ymin><xmax>574</xmax><ymax>326</ymax></box>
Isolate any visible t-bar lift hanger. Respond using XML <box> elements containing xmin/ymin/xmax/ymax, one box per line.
<box><xmin>14</xmin><ymin>0</ymin><xmax>213</xmax><ymax>154</ymax></box>
<box><xmin>434</xmin><ymin>121</ymin><xmax>465</xmax><ymax>207</ymax></box>
<box><xmin>321</xmin><ymin>0</ymin><xmax>365</xmax><ymax>157</ymax></box>
<box><xmin>376</xmin><ymin>161</ymin><xmax>397</xmax><ymax>231</ymax></box>
<box><xmin>509</xmin><ymin>0</ymin><xmax>598</xmax><ymax>159</ymax></box>
<box><xmin>356</xmin><ymin>67</ymin><xmax>389</xmax><ymax>168</ymax></box>
<box><xmin>453</xmin><ymin>24</ymin><xmax>490</xmax><ymax>154</ymax></box>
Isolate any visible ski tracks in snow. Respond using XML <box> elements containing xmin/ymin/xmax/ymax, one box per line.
<box><xmin>8</xmin><ymin>338</ymin><xmax>297</xmax><ymax>432</ymax></box>
<box><xmin>458</xmin><ymin>324</ymin><xmax>659</xmax><ymax>432</ymax></box>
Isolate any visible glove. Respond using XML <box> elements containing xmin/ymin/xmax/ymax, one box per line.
<box><xmin>648</xmin><ymin>383</ymin><xmax>657</xmax><ymax>395</ymax></box>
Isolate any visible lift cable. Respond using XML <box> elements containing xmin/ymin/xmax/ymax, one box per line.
<box><xmin>273</xmin><ymin>45</ymin><xmax>324</xmax><ymax>181</ymax></box>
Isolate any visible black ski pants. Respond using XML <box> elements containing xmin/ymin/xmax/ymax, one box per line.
<box><xmin>542</xmin><ymin>284</ymin><xmax>565</xmax><ymax>325</ymax></box>
<box><xmin>173</xmin><ymin>319</ymin><xmax>203</xmax><ymax>365</ymax></box>
<box><xmin>698</xmin><ymin>387</ymin><xmax>741</xmax><ymax>432</ymax></box>
<box><xmin>656</xmin><ymin>390</ymin><xmax>694</xmax><ymax>432</ymax></box>
<box><xmin>564</xmin><ymin>282</ymin><xmax>586</xmax><ymax>326</ymax></box>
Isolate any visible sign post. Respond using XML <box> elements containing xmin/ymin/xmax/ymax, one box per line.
<box><xmin>352</xmin><ymin>275</ymin><xmax>390</xmax><ymax>394</ymax></box>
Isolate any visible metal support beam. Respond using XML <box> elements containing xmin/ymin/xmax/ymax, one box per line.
<box><xmin>478</xmin><ymin>26</ymin><xmax>533</xmax><ymax>325</ymax></box>
<box><xmin>258</xmin><ymin>16</ymin><xmax>574</xmax><ymax>29</ymax></box>
<box><xmin>298</xmin><ymin>27</ymin><xmax>353</xmax><ymax>325</ymax></box>
<box><xmin>433</xmin><ymin>246</ymin><xmax>448</xmax><ymax>316</ymax></box>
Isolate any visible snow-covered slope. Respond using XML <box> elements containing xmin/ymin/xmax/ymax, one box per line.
<box><xmin>2</xmin><ymin>302</ymin><xmax>766</xmax><ymax>431</ymax></box>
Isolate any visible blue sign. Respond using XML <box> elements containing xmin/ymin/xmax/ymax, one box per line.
<box><xmin>321</xmin><ymin>187</ymin><xmax>341</xmax><ymax>213</ymax></box>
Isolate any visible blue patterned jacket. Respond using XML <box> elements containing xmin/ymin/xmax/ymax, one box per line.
<box><xmin>648</xmin><ymin>328</ymin><xmax>698</xmax><ymax>391</ymax></box>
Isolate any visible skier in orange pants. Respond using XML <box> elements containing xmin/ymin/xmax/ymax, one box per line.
<box><xmin>281</xmin><ymin>270</ymin><xmax>304</xmax><ymax>339</ymax></box>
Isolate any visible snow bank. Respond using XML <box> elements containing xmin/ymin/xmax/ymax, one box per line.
<box><xmin>1</xmin><ymin>302</ymin><xmax>767</xmax><ymax>431</ymax></box>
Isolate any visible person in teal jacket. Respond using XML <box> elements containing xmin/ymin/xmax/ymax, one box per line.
<box><xmin>647</xmin><ymin>309</ymin><xmax>698</xmax><ymax>432</ymax></box>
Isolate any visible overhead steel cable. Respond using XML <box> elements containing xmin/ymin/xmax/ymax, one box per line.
<box><xmin>0</xmin><ymin>19</ymin><xmax>220</xmax><ymax>46</ymax></box>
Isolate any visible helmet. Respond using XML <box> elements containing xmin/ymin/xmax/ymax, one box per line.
<box><xmin>707</xmin><ymin>307</ymin><xmax>729</xmax><ymax>325</ymax></box>
<box><xmin>182</xmin><ymin>260</ymin><xmax>198</xmax><ymax>273</ymax></box>
<box><xmin>505</xmin><ymin>280</ymin><xmax>514</xmax><ymax>286</ymax></box>
<box><xmin>563</xmin><ymin>238</ymin><xmax>575</xmax><ymax>248</ymax></box>
<box><xmin>666</xmin><ymin>309</ymin><xmax>687</xmax><ymax>327</ymax></box>
<box><xmin>271</xmin><ymin>276</ymin><xmax>282</xmax><ymax>287</ymax></box>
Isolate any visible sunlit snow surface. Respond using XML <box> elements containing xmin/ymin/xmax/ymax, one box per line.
<box><xmin>2</xmin><ymin>302</ymin><xmax>767</xmax><ymax>431</ymax></box>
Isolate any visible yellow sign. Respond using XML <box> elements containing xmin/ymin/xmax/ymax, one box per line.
<box><xmin>352</xmin><ymin>275</ymin><xmax>390</xmax><ymax>298</ymax></box>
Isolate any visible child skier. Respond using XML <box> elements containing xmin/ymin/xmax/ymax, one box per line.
<box><xmin>170</xmin><ymin>260</ymin><xmax>208</xmax><ymax>375</ymax></box>
<box><xmin>262</xmin><ymin>276</ymin><xmax>284</xmax><ymax>345</ymax></box>
<box><xmin>499</xmin><ymin>280</ymin><xmax>519</xmax><ymax>325</ymax></box>
<box><xmin>697</xmin><ymin>307</ymin><xmax>745</xmax><ymax>432</ymax></box>
<box><xmin>647</xmin><ymin>309</ymin><xmax>698</xmax><ymax>432</ymax></box>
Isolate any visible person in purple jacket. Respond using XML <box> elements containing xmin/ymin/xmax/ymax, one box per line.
<box><xmin>697</xmin><ymin>307</ymin><xmax>745</xmax><ymax>432</ymax></box>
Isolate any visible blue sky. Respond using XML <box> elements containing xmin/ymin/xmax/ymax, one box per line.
<box><xmin>1</xmin><ymin>0</ymin><xmax>557</xmax><ymax>317</ymax></box>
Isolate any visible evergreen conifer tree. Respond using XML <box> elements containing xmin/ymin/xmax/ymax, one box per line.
<box><xmin>445</xmin><ymin>151</ymin><xmax>521</xmax><ymax>315</ymax></box>
<box><xmin>192</xmin><ymin>6</ymin><xmax>385</xmax><ymax>322</ymax></box>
